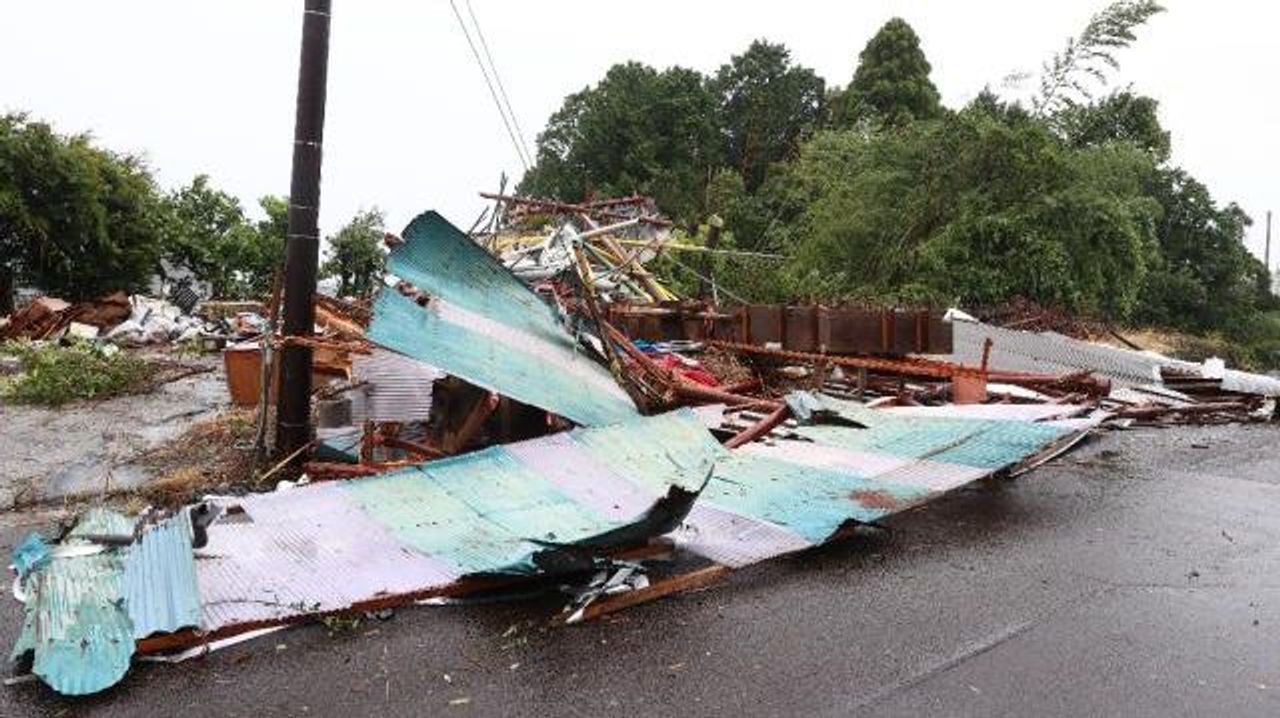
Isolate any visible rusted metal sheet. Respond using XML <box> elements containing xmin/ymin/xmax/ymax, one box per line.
<box><xmin>818</xmin><ymin>307</ymin><xmax>881</xmax><ymax>354</ymax></box>
<box><xmin>746</xmin><ymin>304</ymin><xmax>783</xmax><ymax>345</ymax></box>
<box><xmin>783</xmin><ymin>305</ymin><xmax>819</xmax><ymax>352</ymax></box>
<box><xmin>612</xmin><ymin>303</ymin><xmax>952</xmax><ymax>355</ymax></box>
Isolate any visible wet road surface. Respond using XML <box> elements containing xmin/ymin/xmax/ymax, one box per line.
<box><xmin>2</xmin><ymin>424</ymin><xmax>1277</xmax><ymax>717</ymax></box>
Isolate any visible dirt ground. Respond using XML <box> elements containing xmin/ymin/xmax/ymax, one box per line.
<box><xmin>0</xmin><ymin>352</ymin><xmax>230</xmax><ymax>508</ymax></box>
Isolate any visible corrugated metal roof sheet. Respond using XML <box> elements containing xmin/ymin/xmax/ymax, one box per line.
<box><xmin>368</xmin><ymin>211</ymin><xmax>638</xmax><ymax>426</ymax></box>
<box><xmin>27</xmin><ymin>552</ymin><xmax>134</xmax><ymax>696</ymax></box>
<box><xmin>937</xmin><ymin>319</ymin><xmax>1280</xmax><ymax>397</ymax></box>
<box><xmin>351</xmin><ymin>348</ymin><xmax>444</xmax><ymax>423</ymax></box>
<box><xmin>124</xmin><ymin>511</ymin><xmax>201</xmax><ymax>639</ymax></box>
<box><xmin>14</xmin><ymin>397</ymin><xmax>1083</xmax><ymax>696</ymax></box>
<box><xmin>197</xmin><ymin>483</ymin><xmax>464</xmax><ymax>631</ymax></box>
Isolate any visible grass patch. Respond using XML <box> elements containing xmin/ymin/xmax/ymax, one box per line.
<box><xmin>1</xmin><ymin>339</ymin><xmax>151</xmax><ymax>406</ymax></box>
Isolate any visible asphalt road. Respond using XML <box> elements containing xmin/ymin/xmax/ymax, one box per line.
<box><xmin>2</xmin><ymin>423</ymin><xmax>1278</xmax><ymax>717</ymax></box>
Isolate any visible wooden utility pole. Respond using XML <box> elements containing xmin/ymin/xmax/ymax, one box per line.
<box><xmin>276</xmin><ymin>0</ymin><xmax>333</xmax><ymax>455</ymax></box>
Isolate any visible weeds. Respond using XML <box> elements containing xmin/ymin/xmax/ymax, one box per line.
<box><xmin>1</xmin><ymin>339</ymin><xmax>150</xmax><ymax>406</ymax></box>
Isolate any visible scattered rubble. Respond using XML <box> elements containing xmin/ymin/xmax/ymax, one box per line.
<box><xmin>8</xmin><ymin>199</ymin><xmax>1278</xmax><ymax>697</ymax></box>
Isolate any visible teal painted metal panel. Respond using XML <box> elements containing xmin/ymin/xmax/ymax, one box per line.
<box><xmin>569</xmin><ymin>409</ymin><xmax>725</xmax><ymax>495</ymax></box>
<box><xmin>124</xmin><ymin>511</ymin><xmax>201</xmax><ymax>639</ymax></box>
<box><xmin>14</xmin><ymin>520</ymin><xmax>135</xmax><ymax>697</ymax></box>
<box><xmin>790</xmin><ymin>394</ymin><xmax>1069</xmax><ymax>471</ymax></box>
<box><xmin>13</xmin><ymin>509</ymin><xmax>202</xmax><ymax>695</ymax></box>
<box><xmin>10</xmin><ymin>397</ymin><xmax>1079</xmax><ymax>696</ymax></box>
<box><xmin>371</xmin><ymin>291</ymin><xmax>636</xmax><ymax>427</ymax></box>
<box><xmin>572</xmin><ymin>410</ymin><xmax>951</xmax><ymax>544</ymax></box>
<box><xmin>390</xmin><ymin>211</ymin><xmax>570</xmax><ymax>343</ymax></box>
<box><xmin>341</xmin><ymin>443</ymin><xmax>700</xmax><ymax>576</ymax></box>
<box><xmin>705</xmin><ymin>454</ymin><xmax>924</xmax><ymax>542</ymax></box>
<box><xmin>368</xmin><ymin>210</ymin><xmax>638</xmax><ymax>427</ymax></box>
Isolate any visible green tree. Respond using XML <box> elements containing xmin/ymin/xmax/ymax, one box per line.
<box><xmin>322</xmin><ymin>208</ymin><xmax>386</xmax><ymax>298</ymax></box>
<box><xmin>163</xmin><ymin>175</ymin><xmax>250</xmax><ymax>297</ymax></box>
<box><xmin>239</xmin><ymin>195</ymin><xmax>288</xmax><ymax>298</ymax></box>
<box><xmin>845</xmin><ymin>18</ymin><xmax>943</xmax><ymax>127</ymax></box>
<box><xmin>1138</xmin><ymin>168</ymin><xmax>1270</xmax><ymax>329</ymax></box>
<box><xmin>0</xmin><ymin>113</ymin><xmax>166</xmax><ymax>311</ymax></box>
<box><xmin>763</xmin><ymin>102</ymin><xmax>1161</xmax><ymax>316</ymax></box>
<box><xmin>161</xmin><ymin>177</ymin><xmax>287</xmax><ymax>300</ymax></box>
<box><xmin>711</xmin><ymin>40</ymin><xmax>825</xmax><ymax>192</ymax></box>
<box><xmin>519</xmin><ymin>62</ymin><xmax>721</xmax><ymax>222</ymax></box>
<box><xmin>1058</xmin><ymin>91</ymin><xmax>1171</xmax><ymax>162</ymax></box>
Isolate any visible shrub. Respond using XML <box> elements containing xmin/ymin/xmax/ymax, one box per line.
<box><xmin>1</xmin><ymin>340</ymin><xmax>149</xmax><ymax>406</ymax></box>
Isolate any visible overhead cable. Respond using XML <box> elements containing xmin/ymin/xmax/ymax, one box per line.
<box><xmin>446</xmin><ymin>0</ymin><xmax>530</xmax><ymax>171</ymax></box>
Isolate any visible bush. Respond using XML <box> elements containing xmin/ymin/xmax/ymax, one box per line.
<box><xmin>1</xmin><ymin>340</ymin><xmax>149</xmax><ymax>406</ymax></box>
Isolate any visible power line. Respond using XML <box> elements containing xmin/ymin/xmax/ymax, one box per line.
<box><xmin>446</xmin><ymin>0</ymin><xmax>529</xmax><ymax>171</ymax></box>
<box><xmin>464</xmin><ymin>0</ymin><xmax>533</xmax><ymax>166</ymax></box>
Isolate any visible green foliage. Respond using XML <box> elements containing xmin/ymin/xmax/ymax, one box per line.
<box><xmin>162</xmin><ymin>179</ymin><xmax>287</xmax><ymax>300</ymax></box>
<box><xmin>1034</xmin><ymin>1</ymin><xmax>1165</xmax><ymax>115</ymax></box>
<box><xmin>711</xmin><ymin>40</ymin><xmax>825</xmax><ymax>192</ymax></box>
<box><xmin>1058</xmin><ymin>91</ymin><xmax>1171</xmax><ymax>161</ymax></box>
<box><xmin>242</xmin><ymin>195</ymin><xmax>288</xmax><ymax>297</ymax></box>
<box><xmin>1135</xmin><ymin>168</ymin><xmax>1275</xmax><ymax>331</ymax></box>
<box><xmin>845</xmin><ymin>18</ymin><xmax>942</xmax><ymax>127</ymax></box>
<box><xmin>321</xmin><ymin>208</ymin><xmax>387</xmax><ymax>298</ymax></box>
<box><xmin>763</xmin><ymin>100</ymin><xmax>1163</xmax><ymax>316</ymax></box>
<box><xmin>0</xmin><ymin>114</ymin><xmax>167</xmax><ymax>310</ymax></box>
<box><xmin>518</xmin><ymin>62</ymin><xmax>722</xmax><ymax>223</ymax></box>
<box><xmin>1</xmin><ymin>340</ymin><xmax>149</xmax><ymax>406</ymax></box>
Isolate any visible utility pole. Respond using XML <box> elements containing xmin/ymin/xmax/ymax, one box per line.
<box><xmin>276</xmin><ymin>0</ymin><xmax>332</xmax><ymax>455</ymax></box>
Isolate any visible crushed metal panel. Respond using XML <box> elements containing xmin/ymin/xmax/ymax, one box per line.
<box><xmin>937</xmin><ymin>320</ymin><xmax>1280</xmax><ymax>397</ymax></box>
<box><xmin>672</xmin><ymin>503</ymin><xmax>813</xmax><ymax>568</ymax></box>
<box><xmin>124</xmin><ymin>511</ymin><xmax>201</xmax><ymax>639</ymax></box>
<box><xmin>939</xmin><ymin>320</ymin><xmax>1162</xmax><ymax>387</ymax></box>
<box><xmin>568</xmin><ymin>409</ymin><xmax>726</xmax><ymax>495</ymax></box>
<box><xmin>27</xmin><ymin>554</ymin><xmax>134</xmax><ymax>696</ymax></box>
<box><xmin>792</xmin><ymin>409</ymin><xmax>1067</xmax><ymax>471</ymax></box>
<box><xmin>705</xmin><ymin>452</ymin><xmax>927</xmax><ymax>540</ymax></box>
<box><xmin>504</xmin><ymin>433</ymin><xmax>659</xmax><ymax>521</ymax></box>
<box><xmin>12</xmin><ymin>399</ymin><xmax>1084</xmax><ymax>696</ymax></box>
<box><xmin>12</xmin><ymin>510</ymin><xmax>137</xmax><ymax>697</ymax></box>
<box><xmin>369</xmin><ymin>211</ymin><xmax>638</xmax><ymax>426</ymax></box>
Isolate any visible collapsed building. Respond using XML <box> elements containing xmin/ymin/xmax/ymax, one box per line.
<box><xmin>9</xmin><ymin>197</ymin><xmax>1279</xmax><ymax>696</ymax></box>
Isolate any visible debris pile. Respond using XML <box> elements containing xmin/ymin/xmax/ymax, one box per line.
<box><xmin>0</xmin><ymin>292</ymin><xmax>263</xmax><ymax>348</ymax></box>
<box><xmin>10</xmin><ymin>202</ymin><xmax>1279</xmax><ymax>697</ymax></box>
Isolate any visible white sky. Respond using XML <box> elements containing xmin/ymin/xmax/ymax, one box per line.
<box><xmin>1</xmin><ymin>1</ymin><xmax>1276</xmax><ymax>269</ymax></box>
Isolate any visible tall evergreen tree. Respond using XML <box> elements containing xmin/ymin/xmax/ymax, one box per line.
<box><xmin>846</xmin><ymin>18</ymin><xmax>942</xmax><ymax>126</ymax></box>
<box><xmin>711</xmin><ymin>40</ymin><xmax>824</xmax><ymax>192</ymax></box>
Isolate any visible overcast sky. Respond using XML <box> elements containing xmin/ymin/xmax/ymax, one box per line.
<box><xmin>2</xmin><ymin>1</ymin><xmax>1276</xmax><ymax>269</ymax></box>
